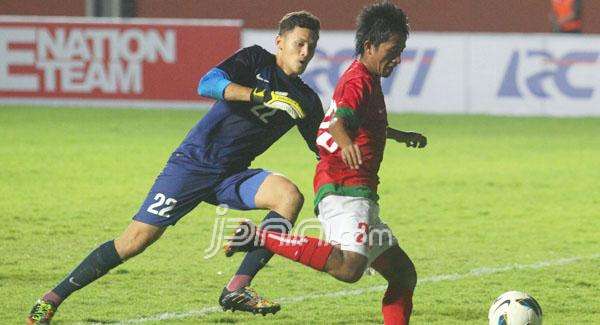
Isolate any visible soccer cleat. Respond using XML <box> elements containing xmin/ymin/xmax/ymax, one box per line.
<box><xmin>219</xmin><ymin>287</ymin><xmax>281</xmax><ymax>316</ymax></box>
<box><xmin>223</xmin><ymin>220</ymin><xmax>259</xmax><ymax>257</ymax></box>
<box><xmin>26</xmin><ymin>298</ymin><xmax>57</xmax><ymax>324</ymax></box>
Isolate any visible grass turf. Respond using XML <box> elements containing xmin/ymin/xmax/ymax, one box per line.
<box><xmin>1</xmin><ymin>105</ymin><xmax>598</xmax><ymax>324</ymax></box>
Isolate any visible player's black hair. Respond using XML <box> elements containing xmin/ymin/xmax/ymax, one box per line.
<box><xmin>278</xmin><ymin>10</ymin><xmax>320</xmax><ymax>37</ymax></box>
<box><xmin>355</xmin><ymin>1</ymin><xmax>409</xmax><ymax>56</ymax></box>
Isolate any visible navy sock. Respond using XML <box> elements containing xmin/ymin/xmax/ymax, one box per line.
<box><xmin>230</xmin><ymin>211</ymin><xmax>292</xmax><ymax>285</ymax></box>
<box><xmin>51</xmin><ymin>240</ymin><xmax>122</xmax><ymax>302</ymax></box>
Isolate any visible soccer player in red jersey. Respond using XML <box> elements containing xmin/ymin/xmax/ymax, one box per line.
<box><xmin>226</xmin><ymin>2</ymin><xmax>426</xmax><ymax>324</ymax></box>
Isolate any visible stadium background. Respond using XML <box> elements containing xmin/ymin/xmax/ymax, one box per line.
<box><xmin>1</xmin><ymin>1</ymin><xmax>599</xmax><ymax>324</ymax></box>
<box><xmin>2</xmin><ymin>0</ymin><xmax>600</xmax><ymax>32</ymax></box>
<box><xmin>1</xmin><ymin>0</ymin><xmax>599</xmax><ymax>114</ymax></box>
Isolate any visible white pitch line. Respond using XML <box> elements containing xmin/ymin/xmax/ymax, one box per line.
<box><xmin>92</xmin><ymin>253</ymin><xmax>598</xmax><ymax>324</ymax></box>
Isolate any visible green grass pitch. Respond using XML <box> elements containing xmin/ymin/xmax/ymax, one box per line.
<box><xmin>1</xmin><ymin>105</ymin><xmax>599</xmax><ymax>324</ymax></box>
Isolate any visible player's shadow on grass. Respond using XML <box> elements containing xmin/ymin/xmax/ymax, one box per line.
<box><xmin>81</xmin><ymin>319</ymin><xmax>120</xmax><ymax>324</ymax></box>
<box><xmin>206</xmin><ymin>316</ymin><xmax>255</xmax><ymax>323</ymax></box>
<box><xmin>38</xmin><ymin>320</ymin><xmax>115</xmax><ymax>324</ymax></box>
<box><xmin>78</xmin><ymin>316</ymin><xmax>248</xmax><ymax>324</ymax></box>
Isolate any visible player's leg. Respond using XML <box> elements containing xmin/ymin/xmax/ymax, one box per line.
<box><xmin>225</xmin><ymin>195</ymin><xmax>373</xmax><ymax>283</ymax></box>
<box><xmin>318</xmin><ymin>194</ymin><xmax>373</xmax><ymax>282</ymax></box>
<box><xmin>114</xmin><ymin>221</ymin><xmax>166</xmax><ymax>260</ymax></box>
<box><xmin>27</xmin><ymin>154</ymin><xmax>216</xmax><ymax>324</ymax></box>
<box><xmin>215</xmin><ymin>170</ymin><xmax>302</xmax><ymax>314</ymax></box>
<box><xmin>226</xmin><ymin>173</ymin><xmax>302</xmax><ymax>290</ymax></box>
<box><xmin>225</xmin><ymin>220</ymin><xmax>367</xmax><ymax>282</ymax></box>
<box><xmin>26</xmin><ymin>236</ymin><xmax>130</xmax><ymax>325</ymax></box>
<box><xmin>322</xmin><ymin>247</ymin><xmax>368</xmax><ymax>283</ymax></box>
<box><xmin>365</xmin><ymin>212</ymin><xmax>415</xmax><ymax>325</ymax></box>
<box><xmin>253</xmin><ymin>173</ymin><xmax>304</xmax><ymax>219</ymax></box>
<box><xmin>27</xmin><ymin>221</ymin><xmax>166</xmax><ymax>325</ymax></box>
<box><xmin>46</xmin><ymin>222</ymin><xmax>165</xmax><ymax>303</ymax></box>
<box><xmin>370</xmin><ymin>245</ymin><xmax>417</xmax><ymax>325</ymax></box>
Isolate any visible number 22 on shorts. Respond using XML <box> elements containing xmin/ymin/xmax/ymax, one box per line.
<box><xmin>146</xmin><ymin>193</ymin><xmax>177</xmax><ymax>218</ymax></box>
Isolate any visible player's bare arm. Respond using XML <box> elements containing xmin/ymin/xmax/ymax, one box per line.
<box><xmin>222</xmin><ymin>82</ymin><xmax>253</xmax><ymax>102</ymax></box>
<box><xmin>329</xmin><ymin>116</ymin><xmax>362</xmax><ymax>169</ymax></box>
<box><xmin>387</xmin><ymin>127</ymin><xmax>427</xmax><ymax>148</ymax></box>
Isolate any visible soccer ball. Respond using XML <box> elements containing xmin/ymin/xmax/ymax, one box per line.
<box><xmin>488</xmin><ymin>291</ymin><xmax>543</xmax><ymax>325</ymax></box>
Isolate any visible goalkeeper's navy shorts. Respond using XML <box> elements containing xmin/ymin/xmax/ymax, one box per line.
<box><xmin>133</xmin><ymin>152</ymin><xmax>270</xmax><ymax>227</ymax></box>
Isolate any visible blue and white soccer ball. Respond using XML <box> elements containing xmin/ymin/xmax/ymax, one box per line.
<box><xmin>488</xmin><ymin>291</ymin><xmax>543</xmax><ymax>325</ymax></box>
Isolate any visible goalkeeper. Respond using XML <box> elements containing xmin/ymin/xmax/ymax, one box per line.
<box><xmin>27</xmin><ymin>11</ymin><xmax>323</xmax><ymax>324</ymax></box>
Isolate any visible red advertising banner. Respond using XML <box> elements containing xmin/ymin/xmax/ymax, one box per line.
<box><xmin>0</xmin><ymin>16</ymin><xmax>241</xmax><ymax>107</ymax></box>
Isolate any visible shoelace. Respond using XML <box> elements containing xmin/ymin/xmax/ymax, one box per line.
<box><xmin>244</xmin><ymin>288</ymin><xmax>277</xmax><ymax>307</ymax></box>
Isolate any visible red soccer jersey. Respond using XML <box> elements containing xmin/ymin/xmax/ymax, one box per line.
<box><xmin>314</xmin><ymin>60</ymin><xmax>388</xmax><ymax>206</ymax></box>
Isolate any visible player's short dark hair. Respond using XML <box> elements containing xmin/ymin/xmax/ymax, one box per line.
<box><xmin>278</xmin><ymin>11</ymin><xmax>320</xmax><ymax>37</ymax></box>
<box><xmin>355</xmin><ymin>1</ymin><xmax>409</xmax><ymax>56</ymax></box>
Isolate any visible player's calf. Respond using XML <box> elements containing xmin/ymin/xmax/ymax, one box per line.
<box><xmin>114</xmin><ymin>221</ymin><xmax>165</xmax><ymax>260</ymax></box>
<box><xmin>371</xmin><ymin>245</ymin><xmax>417</xmax><ymax>291</ymax></box>
<box><xmin>371</xmin><ymin>245</ymin><xmax>417</xmax><ymax>325</ymax></box>
<box><xmin>323</xmin><ymin>248</ymin><xmax>368</xmax><ymax>283</ymax></box>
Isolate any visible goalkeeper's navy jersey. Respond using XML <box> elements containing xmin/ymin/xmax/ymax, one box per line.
<box><xmin>177</xmin><ymin>45</ymin><xmax>323</xmax><ymax>171</ymax></box>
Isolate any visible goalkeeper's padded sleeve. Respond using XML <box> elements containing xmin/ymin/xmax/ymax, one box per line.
<box><xmin>198</xmin><ymin>68</ymin><xmax>232</xmax><ymax>100</ymax></box>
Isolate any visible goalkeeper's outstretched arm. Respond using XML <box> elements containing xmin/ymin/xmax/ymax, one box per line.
<box><xmin>198</xmin><ymin>67</ymin><xmax>252</xmax><ymax>102</ymax></box>
<box><xmin>198</xmin><ymin>67</ymin><xmax>305</xmax><ymax>119</ymax></box>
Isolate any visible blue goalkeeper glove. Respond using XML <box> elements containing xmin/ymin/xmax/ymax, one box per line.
<box><xmin>250</xmin><ymin>88</ymin><xmax>306</xmax><ymax>119</ymax></box>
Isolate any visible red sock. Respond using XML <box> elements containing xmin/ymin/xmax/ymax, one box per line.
<box><xmin>43</xmin><ymin>291</ymin><xmax>63</xmax><ymax>307</ymax></box>
<box><xmin>382</xmin><ymin>287</ymin><xmax>413</xmax><ymax>325</ymax></box>
<box><xmin>258</xmin><ymin>230</ymin><xmax>333</xmax><ymax>271</ymax></box>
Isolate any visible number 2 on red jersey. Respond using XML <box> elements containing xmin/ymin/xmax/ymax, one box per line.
<box><xmin>316</xmin><ymin>100</ymin><xmax>339</xmax><ymax>153</ymax></box>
